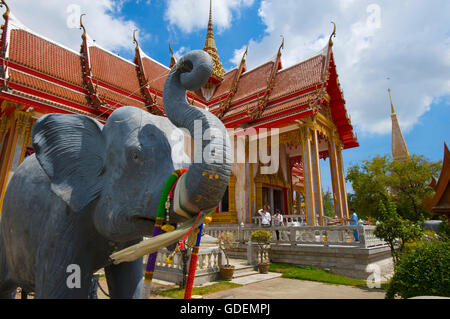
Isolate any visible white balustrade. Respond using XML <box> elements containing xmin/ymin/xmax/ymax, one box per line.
<box><xmin>203</xmin><ymin>224</ymin><xmax>387</xmax><ymax>248</ymax></box>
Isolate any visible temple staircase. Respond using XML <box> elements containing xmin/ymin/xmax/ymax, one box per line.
<box><xmin>227</xmin><ymin>258</ymin><xmax>281</xmax><ymax>284</ymax></box>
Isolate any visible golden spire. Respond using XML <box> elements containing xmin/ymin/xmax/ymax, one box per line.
<box><xmin>389</xmin><ymin>88</ymin><xmax>410</xmax><ymax>162</ymax></box>
<box><xmin>388</xmin><ymin>88</ymin><xmax>395</xmax><ymax>114</ymax></box>
<box><xmin>203</xmin><ymin>0</ymin><xmax>225</xmax><ymax>82</ymax></box>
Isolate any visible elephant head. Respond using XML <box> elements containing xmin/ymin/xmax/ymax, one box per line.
<box><xmin>31</xmin><ymin>50</ymin><xmax>231</xmax><ymax>245</ymax></box>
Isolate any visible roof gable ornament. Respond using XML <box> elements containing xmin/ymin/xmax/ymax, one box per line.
<box><xmin>169</xmin><ymin>41</ymin><xmax>177</xmax><ymax>68</ymax></box>
<box><xmin>216</xmin><ymin>45</ymin><xmax>248</xmax><ymax>119</ymax></box>
<box><xmin>133</xmin><ymin>29</ymin><xmax>164</xmax><ymax>116</ymax></box>
<box><xmin>321</xmin><ymin>21</ymin><xmax>336</xmax><ymax>82</ymax></box>
<box><xmin>1</xmin><ymin>0</ymin><xmax>9</xmax><ymax>20</ymax></box>
<box><xmin>0</xmin><ymin>0</ymin><xmax>10</xmax><ymax>85</ymax></box>
<box><xmin>247</xmin><ymin>35</ymin><xmax>284</xmax><ymax>120</ymax></box>
<box><xmin>79</xmin><ymin>14</ymin><xmax>107</xmax><ymax>111</ymax></box>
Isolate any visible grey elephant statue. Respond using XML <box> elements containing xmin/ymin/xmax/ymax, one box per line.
<box><xmin>0</xmin><ymin>50</ymin><xmax>231</xmax><ymax>298</ymax></box>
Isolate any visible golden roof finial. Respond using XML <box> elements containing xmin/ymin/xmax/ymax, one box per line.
<box><xmin>203</xmin><ymin>0</ymin><xmax>225</xmax><ymax>82</ymax></box>
<box><xmin>277</xmin><ymin>35</ymin><xmax>285</xmax><ymax>58</ymax></box>
<box><xmin>242</xmin><ymin>44</ymin><xmax>248</xmax><ymax>61</ymax></box>
<box><xmin>133</xmin><ymin>29</ymin><xmax>139</xmax><ymax>47</ymax></box>
<box><xmin>329</xmin><ymin>21</ymin><xmax>336</xmax><ymax>47</ymax></box>
<box><xmin>0</xmin><ymin>0</ymin><xmax>9</xmax><ymax>19</ymax></box>
<box><xmin>80</xmin><ymin>14</ymin><xmax>87</xmax><ymax>38</ymax></box>
<box><xmin>204</xmin><ymin>0</ymin><xmax>216</xmax><ymax>51</ymax></box>
<box><xmin>388</xmin><ymin>88</ymin><xmax>395</xmax><ymax>114</ymax></box>
<box><xmin>169</xmin><ymin>41</ymin><xmax>177</xmax><ymax>68</ymax></box>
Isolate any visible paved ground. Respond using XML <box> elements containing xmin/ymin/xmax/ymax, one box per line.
<box><xmin>203</xmin><ymin>277</ymin><xmax>386</xmax><ymax>299</ymax></box>
<box><xmin>96</xmin><ymin>276</ymin><xmax>385</xmax><ymax>299</ymax></box>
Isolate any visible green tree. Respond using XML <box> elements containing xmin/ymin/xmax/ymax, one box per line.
<box><xmin>374</xmin><ymin>199</ymin><xmax>423</xmax><ymax>264</ymax></box>
<box><xmin>322</xmin><ymin>189</ymin><xmax>335</xmax><ymax>218</ymax></box>
<box><xmin>346</xmin><ymin>154</ymin><xmax>441</xmax><ymax>222</ymax></box>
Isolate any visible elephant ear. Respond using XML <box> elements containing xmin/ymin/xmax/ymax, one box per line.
<box><xmin>32</xmin><ymin>113</ymin><xmax>106</xmax><ymax>212</ymax></box>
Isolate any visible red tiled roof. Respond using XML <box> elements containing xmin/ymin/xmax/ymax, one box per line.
<box><xmin>9</xmin><ymin>29</ymin><xmax>84</xmax><ymax>87</ymax></box>
<box><xmin>142</xmin><ymin>57</ymin><xmax>169</xmax><ymax>93</ymax></box>
<box><xmin>270</xmin><ymin>54</ymin><xmax>325</xmax><ymax>101</ymax></box>
<box><xmin>96</xmin><ymin>86</ymin><xmax>146</xmax><ymax>110</ymax></box>
<box><xmin>231</xmin><ymin>62</ymin><xmax>273</xmax><ymax>103</ymax></box>
<box><xmin>261</xmin><ymin>92</ymin><xmax>315</xmax><ymax>118</ymax></box>
<box><xmin>89</xmin><ymin>46</ymin><xmax>141</xmax><ymax>95</ymax></box>
<box><xmin>211</xmin><ymin>68</ymin><xmax>238</xmax><ymax>100</ymax></box>
<box><xmin>8</xmin><ymin>69</ymin><xmax>89</xmax><ymax>107</ymax></box>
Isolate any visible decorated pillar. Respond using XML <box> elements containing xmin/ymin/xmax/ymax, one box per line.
<box><xmin>299</xmin><ymin>126</ymin><xmax>316</xmax><ymax>226</ymax></box>
<box><xmin>336</xmin><ymin>144</ymin><xmax>349</xmax><ymax>219</ymax></box>
<box><xmin>328</xmin><ymin>132</ymin><xmax>344</xmax><ymax>220</ymax></box>
<box><xmin>0</xmin><ymin>106</ymin><xmax>33</xmax><ymax>213</ymax></box>
<box><xmin>310</xmin><ymin>125</ymin><xmax>325</xmax><ymax>225</ymax></box>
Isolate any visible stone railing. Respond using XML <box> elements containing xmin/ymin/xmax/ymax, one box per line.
<box><xmin>148</xmin><ymin>246</ymin><xmax>224</xmax><ymax>285</ymax></box>
<box><xmin>203</xmin><ymin>224</ymin><xmax>387</xmax><ymax>249</ymax></box>
<box><xmin>153</xmin><ymin>247</ymin><xmax>223</xmax><ymax>271</ymax></box>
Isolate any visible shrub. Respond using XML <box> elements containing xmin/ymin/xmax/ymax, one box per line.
<box><xmin>437</xmin><ymin>216</ymin><xmax>450</xmax><ymax>240</ymax></box>
<box><xmin>386</xmin><ymin>240</ymin><xmax>450</xmax><ymax>299</ymax></box>
<box><xmin>251</xmin><ymin>230</ymin><xmax>272</xmax><ymax>264</ymax></box>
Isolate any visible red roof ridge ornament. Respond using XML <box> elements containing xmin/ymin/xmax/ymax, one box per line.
<box><xmin>133</xmin><ymin>28</ymin><xmax>164</xmax><ymax>116</ymax></box>
<box><xmin>1</xmin><ymin>0</ymin><xmax>9</xmax><ymax>20</ymax></box>
<box><xmin>169</xmin><ymin>41</ymin><xmax>177</xmax><ymax>68</ymax></box>
<box><xmin>247</xmin><ymin>36</ymin><xmax>284</xmax><ymax>120</ymax></box>
<box><xmin>216</xmin><ymin>45</ymin><xmax>248</xmax><ymax>119</ymax></box>
<box><xmin>79</xmin><ymin>14</ymin><xmax>107</xmax><ymax>112</ymax></box>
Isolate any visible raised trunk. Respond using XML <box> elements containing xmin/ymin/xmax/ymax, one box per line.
<box><xmin>163</xmin><ymin>50</ymin><xmax>231</xmax><ymax>213</ymax></box>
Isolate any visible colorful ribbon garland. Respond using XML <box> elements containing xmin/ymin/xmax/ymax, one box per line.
<box><xmin>141</xmin><ymin>168</ymin><xmax>188</xmax><ymax>299</ymax></box>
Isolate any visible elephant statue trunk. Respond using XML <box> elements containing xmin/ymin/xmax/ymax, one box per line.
<box><xmin>164</xmin><ymin>50</ymin><xmax>231</xmax><ymax>215</ymax></box>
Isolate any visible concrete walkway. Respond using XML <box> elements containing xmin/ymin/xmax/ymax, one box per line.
<box><xmin>203</xmin><ymin>277</ymin><xmax>386</xmax><ymax>299</ymax></box>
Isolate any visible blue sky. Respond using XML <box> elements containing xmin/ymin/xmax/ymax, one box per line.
<box><xmin>7</xmin><ymin>0</ymin><xmax>450</xmax><ymax>193</ymax></box>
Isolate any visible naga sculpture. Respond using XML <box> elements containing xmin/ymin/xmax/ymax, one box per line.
<box><xmin>0</xmin><ymin>50</ymin><xmax>231</xmax><ymax>298</ymax></box>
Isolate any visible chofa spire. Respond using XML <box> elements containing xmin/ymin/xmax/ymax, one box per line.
<box><xmin>389</xmin><ymin>88</ymin><xmax>410</xmax><ymax>162</ymax></box>
<box><xmin>203</xmin><ymin>0</ymin><xmax>225</xmax><ymax>83</ymax></box>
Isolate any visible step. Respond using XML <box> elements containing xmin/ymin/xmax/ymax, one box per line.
<box><xmin>232</xmin><ymin>270</ymin><xmax>259</xmax><ymax>279</ymax></box>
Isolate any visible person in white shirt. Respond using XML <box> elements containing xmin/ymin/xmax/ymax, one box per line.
<box><xmin>273</xmin><ymin>209</ymin><xmax>284</xmax><ymax>240</ymax></box>
<box><xmin>258</xmin><ymin>204</ymin><xmax>271</xmax><ymax>227</ymax></box>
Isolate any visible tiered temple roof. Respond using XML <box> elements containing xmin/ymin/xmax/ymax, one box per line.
<box><xmin>0</xmin><ymin>3</ymin><xmax>358</xmax><ymax>149</ymax></box>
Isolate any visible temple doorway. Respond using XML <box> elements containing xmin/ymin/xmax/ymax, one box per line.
<box><xmin>262</xmin><ymin>186</ymin><xmax>285</xmax><ymax>215</ymax></box>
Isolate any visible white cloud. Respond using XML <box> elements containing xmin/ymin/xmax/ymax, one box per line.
<box><xmin>6</xmin><ymin>0</ymin><xmax>142</xmax><ymax>54</ymax></box>
<box><xmin>231</xmin><ymin>0</ymin><xmax>450</xmax><ymax>135</ymax></box>
<box><xmin>164</xmin><ymin>0</ymin><xmax>254</xmax><ymax>34</ymax></box>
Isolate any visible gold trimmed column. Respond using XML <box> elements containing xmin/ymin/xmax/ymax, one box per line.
<box><xmin>0</xmin><ymin>113</ymin><xmax>19</xmax><ymax>213</ymax></box>
<box><xmin>336</xmin><ymin>144</ymin><xmax>349</xmax><ymax>219</ymax></box>
<box><xmin>299</xmin><ymin>125</ymin><xmax>316</xmax><ymax>226</ymax></box>
<box><xmin>310</xmin><ymin>124</ymin><xmax>325</xmax><ymax>225</ymax></box>
<box><xmin>328</xmin><ymin>131</ymin><xmax>344</xmax><ymax>220</ymax></box>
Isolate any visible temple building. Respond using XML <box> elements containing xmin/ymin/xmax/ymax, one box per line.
<box><xmin>0</xmin><ymin>1</ymin><xmax>359</xmax><ymax>225</ymax></box>
<box><xmin>424</xmin><ymin>144</ymin><xmax>450</xmax><ymax>219</ymax></box>
<box><xmin>389</xmin><ymin>88</ymin><xmax>410</xmax><ymax>162</ymax></box>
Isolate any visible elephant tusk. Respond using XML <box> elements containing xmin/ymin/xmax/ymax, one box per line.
<box><xmin>109</xmin><ymin>211</ymin><xmax>213</xmax><ymax>265</ymax></box>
